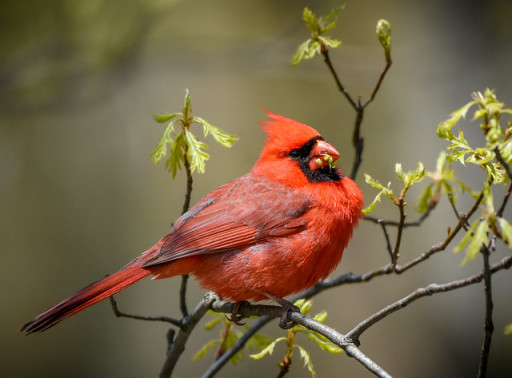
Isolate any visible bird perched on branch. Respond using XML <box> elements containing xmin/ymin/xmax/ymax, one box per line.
<box><xmin>19</xmin><ymin>111</ymin><xmax>363</xmax><ymax>333</ymax></box>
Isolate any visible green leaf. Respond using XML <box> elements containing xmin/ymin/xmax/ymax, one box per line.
<box><xmin>246</xmin><ymin>333</ymin><xmax>272</xmax><ymax>352</ymax></box>
<box><xmin>203</xmin><ymin>311</ymin><xmax>224</xmax><ymax>331</ymax></box>
<box><xmin>291</xmin><ymin>39</ymin><xmax>314</xmax><ymax>66</ymax></box>
<box><xmin>462</xmin><ymin>221</ymin><xmax>489</xmax><ymax>265</ymax></box>
<box><xmin>295</xmin><ymin>298</ymin><xmax>313</xmax><ymax>315</ymax></box>
<box><xmin>295</xmin><ymin>345</ymin><xmax>316</xmax><ymax>377</ymax></box>
<box><xmin>183</xmin><ymin>89</ymin><xmax>192</xmax><ymax>121</ymax></box>
<box><xmin>302</xmin><ymin>7</ymin><xmax>318</xmax><ymax>32</ymax></box>
<box><xmin>249</xmin><ymin>337</ymin><xmax>287</xmax><ymax>360</ymax></box>
<box><xmin>166</xmin><ymin>131</ymin><xmax>184</xmax><ymax>177</ymax></box>
<box><xmin>498</xmin><ymin>217</ymin><xmax>512</xmax><ymax>248</ymax></box>
<box><xmin>362</xmin><ymin>190</ymin><xmax>385</xmax><ymax>214</ymax></box>
<box><xmin>194</xmin><ymin>116</ymin><xmax>239</xmax><ymax>147</ymax></box>
<box><xmin>184</xmin><ymin>128</ymin><xmax>210</xmax><ymax>174</ymax></box>
<box><xmin>505</xmin><ymin>323</ymin><xmax>512</xmax><ymax>335</ymax></box>
<box><xmin>312</xmin><ymin>310</ymin><xmax>327</xmax><ymax>323</ymax></box>
<box><xmin>192</xmin><ymin>339</ymin><xmax>218</xmax><ymax>361</ymax></box>
<box><xmin>318</xmin><ymin>35</ymin><xmax>341</xmax><ymax>49</ymax></box>
<box><xmin>415</xmin><ymin>183</ymin><xmax>433</xmax><ymax>213</ymax></box>
<box><xmin>395</xmin><ymin>163</ymin><xmax>404</xmax><ymax>181</ymax></box>
<box><xmin>323</xmin><ymin>6</ymin><xmax>343</xmax><ymax>31</ymax></box>
<box><xmin>154</xmin><ymin>112</ymin><xmax>180</xmax><ymax>123</ymax></box>
<box><xmin>150</xmin><ymin>123</ymin><xmax>175</xmax><ymax>164</ymax></box>
<box><xmin>302</xmin><ymin>330</ymin><xmax>343</xmax><ymax>354</ymax></box>
<box><xmin>454</xmin><ymin>219</ymin><xmax>479</xmax><ymax>253</ymax></box>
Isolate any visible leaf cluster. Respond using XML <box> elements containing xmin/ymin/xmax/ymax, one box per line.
<box><xmin>192</xmin><ymin>310</ymin><xmax>271</xmax><ymax>366</ymax></box>
<box><xmin>151</xmin><ymin>89</ymin><xmax>238</xmax><ymax>177</ymax></box>
<box><xmin>436</xmin><ymin>89</ymin><xmax>512</xmax><ymax>184</ymax></box>
<box><xmin>436</xmin><ymin>89</ymin><xmax>512</xmax><ymax>263</ymax></box>
<box><xmin>249</xmin><ymin>299</ymin><xmax>342</xmax><ymax>377</ymax></box>
<box><xmin>363</xmin><ymin>162</ymin><xmax>425</xmax><ymax>214</ymax></box>
<box><xmin>290</xmin><ymin>7</ymin><xmax>343</xmax><ymax>66</ymax></box>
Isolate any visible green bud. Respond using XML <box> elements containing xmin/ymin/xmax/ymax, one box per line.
<box><xmin>376</xmin><ymin>19</ymin><xmax>391</xmax><ymax>61</ymax></box>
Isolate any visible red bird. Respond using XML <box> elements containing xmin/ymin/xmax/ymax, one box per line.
<box><xmin>19</xmin><ymin>112</ymin><xmax>363</xmax><ymax>333</ymax></box>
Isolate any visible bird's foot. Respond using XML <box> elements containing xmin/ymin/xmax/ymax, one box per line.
<box><xmin>225</xmin><ymin>301</ymin><xmax>249</xmax><ymax>326</ymax></box>
<box><xmin>263</xmin><ymin>292</ymin><xmax>300</xmax><ymax>329</ymax></box>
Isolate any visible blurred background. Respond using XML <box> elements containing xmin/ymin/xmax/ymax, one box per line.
<box><xmin>2</xmin><ymin>0</ymin><xmax>512</xmax><ymax>377</ymax></box>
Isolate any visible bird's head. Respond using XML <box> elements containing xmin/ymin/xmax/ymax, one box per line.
<box><xmin>252</xmin><ymin>111</ymin><xmax>343</xmax><ymax>186</ymax></box>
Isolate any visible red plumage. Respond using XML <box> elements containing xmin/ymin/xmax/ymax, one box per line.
<box><xmin>19</xmin><ymin>111</ymin><xmax>363</xmax><ymax>333</ymax></box>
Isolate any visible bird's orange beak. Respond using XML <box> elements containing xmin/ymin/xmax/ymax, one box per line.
<box><xmin>308</xmin><ymin>140</ymin><xmax>340</xmax><ymax>171</ymax></box>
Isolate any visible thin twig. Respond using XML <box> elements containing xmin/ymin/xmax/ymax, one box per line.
<box><xmin>321</xmin><ymin>48</ymin><xmax>357</xmax><ymax>109</ymax></box>
<box><xmin>320</xmin><ymin>47</ymin><xmax>392</xmax><ymax>181</ymax></box>
<box><xmin>179</xmin><ymin>274</ymin><xmax>189</xmax><ymax>318</ymax></box>
<box><xmin>347</xmin><ymin>255</ymin><xmax>512</xmax><ymax>341</ymax></box>
<box><xmin>364</xmin><ymin>198</ymin><xmax>437</xmax><ymax>228</ymax></box>
<box><xmin>395</xmin><ymin>188</ymin><xmax>485</xmax><ymax>273</ymax></box>
<box><xmin>179</xmin><ymin>154</ymin><xmax>194</xmax><ymax>317</ymax></box>
<box><xmin>477</xmin><ymin>244</ymin><xmax>494</xmax><ymax>378</ymax></box>
<box><xmin>391</xmin><ymin>197</ymin><xmax>406</xmax><ymax>270</ymax></box>
<box><xmin>362</xmin><ymin>59</ymin><xmax>393</xmax><ymax>108</ymax></box>
<box><xmin>108</xmin><ymin>295</ymin><xmax>182</xmax><ymax>327</ymax></box>
<box><xmin>181</xmin><ymin>150</ymin><xmax>194</xmax><ymax>215</ymax></box>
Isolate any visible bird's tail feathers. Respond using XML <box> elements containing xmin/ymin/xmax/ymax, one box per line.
<box><xmin>19</xmin><ymin>265</ymin><xmax>151</xmax><ymax>334</ymax></box>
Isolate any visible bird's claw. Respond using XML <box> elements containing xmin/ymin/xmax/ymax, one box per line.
<box><xmin>278</xmin><ymin>303</ymin><xmax>300</xmax><ymax>329</ymax></box>
<box><xmin>225</xmin><ymin>301</ymin><xmax>249</xmax><ymax>326</ymax></box>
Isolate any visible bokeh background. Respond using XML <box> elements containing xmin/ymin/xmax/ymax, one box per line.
<box><xmin>2</xmin><ymin>0</ymin><xmax>512</xmax><ymax>377</ymax></box>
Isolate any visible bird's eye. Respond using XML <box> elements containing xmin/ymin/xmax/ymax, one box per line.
<box><xmin>289</xmin><ymin>149</ymin><xmax>301</xmax><ymax>159</ymax></box>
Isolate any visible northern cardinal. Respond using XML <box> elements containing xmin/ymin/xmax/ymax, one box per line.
<box><xmin>19</xmin><ymin>112</ymin><xmax>363</xmax><ymax>333</ymax></box>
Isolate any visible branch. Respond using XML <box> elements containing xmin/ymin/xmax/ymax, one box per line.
<box><xmin>346</xmin><ymin>255</ymin><xmax>512</xmax><ymax>341</ymax></box>
<box><xmin>395</xmin><ymin>188</ymin><xmax>485</xmax><ymax>273</ymax></box>
<box><xmin>108</xmin><ymin>296</ymin><xmax>182</xmax><ymax>328</ymax></box>
<box><xmin>364</xmin><ymin>197</ymin><xmax>437</xmax><ymax>228</ymax></box>
<box><xmin>201</xmin><ymin>316</ymin><xmax>274</xmax><ymax>378</ymax></box>
<box><xmin>391</xmin><ymin>197</ymin><xmax>406</xmax><ymax>270</ymax></box>
<box><xmin>320</xmin><ymin>47</ymin><xmax>392</xmax><ymax>181</ymax></box>
<box><xmin>179</xmin><ymin>154</ymin><xmax>194</xmax><ymax>317</ymax></box>
<box><xmin>159</xmin><ymin>293</ymin><xmax>218</xmax><ymax>378</ymax></box>
<box><xmin>288</xmin><ymin>312</ymin><xmax>392</xmax><ymax>378</ymax></box>
<box><xmin>477</xmin><ymin>244</ymin><xmax>494</xmax><ymax>378</ymax></box>
<box><xmin>209</xmin><ymin>301</ymin><xmax>392</xmax><ymax>378</ymax></box>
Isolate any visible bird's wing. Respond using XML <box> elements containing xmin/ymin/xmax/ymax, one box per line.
<box><xmin>142</xmin><ymin>175</ymin><xmax>311</xmax><ymax>267</ymax></box>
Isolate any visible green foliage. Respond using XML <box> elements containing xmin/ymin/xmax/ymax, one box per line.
<box><xmin>415</xmin><ymin>152</ymin><xmax>479</xmax><ymax>213</ymax></box>
<box><xmin>436</xmin><ymin>89</ymin><xmax>512</xmax><ymax>184</ymax></box>
<box><xmin>250</xmin><ymin>299</ymin><xmax>342</xmax><ymax>377</ymax></box>
<box><xmin>436</xmin><ymin>89</ymin><xmax>512</xmax><ymax>262</ymax></box>
<box><xmin>192</xmin><ymin>310</ymin><xmax>271</xmax><ymax>365</ymax></box>
<box><xmin>151</xmin><ymin>89</ymin><xmax>238</xmax><ymax>177</ymax></box>
<box><xmin>290</xmin><ymin>7</ymin><xmax>343</xmax><ymax>66</ymax></box>
<box><xmin>363</xmin><ymin>162</ymin><xmax>426</xmax><ymax>214</ymax></box>
<box><xmin>505</xmin><ymin>323</ymin><xmax>512</xmax><ymax>335</ymax></box>
<box><xmin>366</xmin><ymin>90</ymin><xmax>512</xmax><ymax>264</ymax></box>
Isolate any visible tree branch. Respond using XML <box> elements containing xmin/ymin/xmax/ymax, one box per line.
<box><xmin>395</xmin><ymin>188</ymin><xmax>485</xmax><ymax>273</ymax></box>
<box><xmin>320</xmin><ymin>46</ymin><xmax>392</xmax><ymax>181</ymax></box>
<box><xmin>209</xmin><ymin>300</ymin><xmax>392</xmax><ymax>378</ymax></box>
<box><xmin>346</xmin><ymin>255</ymin><xmax>512</xmax><ymax>341</ymax></box>
<box><xmin>159</xmin><ymin>293</ymin><xmax>218</xmax><ymax>378</ymax></box>
<box><xmin>477</xmin><ymin>244</ymin><xmax>494</xmax><ymax>378</ymax></box>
